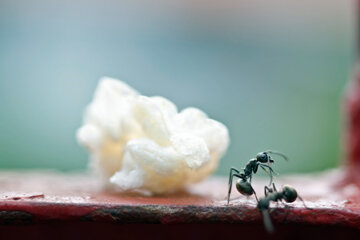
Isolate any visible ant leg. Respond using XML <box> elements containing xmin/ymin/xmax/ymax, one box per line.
<box><xmin>269</xmin><ymin>202</ymin><xmax>279</xmax><ymax>214</ymax></box>
<box><xmin>298</xmin><ymin>195</ymin><xmax>312</xmax><ymax>209</ymax></box>
<box><xmin>280</xmin><ymin>199</ymin><xmax>293</xmax><ymax>208</ymax></box>
<box><xmin>259</xmin><ymin>164</ymin><xmax>274</xmax><ymax>171</ymax></box>
<box><xmin>260</xmin><ymin>163</ymin><xmax>274</xmax><ymax>174</ymax></box>
<box><xmin>250</xmin><ymin>184</ymin><xmax>258</xmax><ymax>202</ymax></box>
<box><xmin>274</xmin><ymin>200</ymin><xmax>293</xmax><ymax>222</ymax></box>
<box><xmin>266</xmin><ymin>155</ymin><xmax>272</xmax><ymax>185</ymax></box>
<box><xmin>282</xmin><ymin>204</ymin><xmax>291</xmax><ymax>222</ymax></box>
<box><xmin>228</xmin><ymin>167</ymin><xmax>240</xmax><ymax>186</ymax></box>
<box><xmin>227</xmin><ymin>168</ymin><xmax>240</xmax><ymax>204</ymax></box>
<box><xmin>244</xmin><ymin>173</ymin><xmax>257</xmax><ymax>202</ymax></box>
<box><xmin>264</xmin><ymin>186</ymin><xmax>272</xmax><ymax>196</ymax></box>
<box><xmin>259</xmin><ymin>164</ymin><xmax>274</xmax><ymax>186</ymax></box>
<box><xmin>259</xmin><ymin>165</ymin><xmax>273</xmax><ymax>187</ymax></box>
<box><xmin>259</xmin><ymin>163</ymin><xmax>278</xmax><ymax>186</ymax></box>
<box><xmin>260</xmin><ymin>165</ymin><xmax>270</xmax><ymax>175</ymax></box>
<box><xmin>272</xmin><ymin>183</ymin><xmax>277</xmax><ymax>192</ymax></box>
<box><xmin>280</xmin><ymin>199</ymin><xmax>296</xmax><ymax>223</ymax></box>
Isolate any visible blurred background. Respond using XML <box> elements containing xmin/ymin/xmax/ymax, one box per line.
<box><xmin>0</xmin><ymin>0</ymin><xmax>355</xmax><ymax>175</ymax></box>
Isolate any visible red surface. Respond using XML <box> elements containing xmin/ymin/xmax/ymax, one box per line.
<box><xmin>0</xmin><ymin>170</ymin><xmax>359</xmax><ymax>231</ymax></box>
<box><xmin>344</xmin><ymin>66</ymin><xmax>360</xmax><ymax>184</ymax></box>
<box><xmin>1</xmin><ymin>223</ymin><xmax>358</xmax><ymax>240</ymax></box>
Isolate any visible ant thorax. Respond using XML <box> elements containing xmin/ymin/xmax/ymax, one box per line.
<box><xmin>268</xmin><ymin>191</ymin><xmax>283</xmax><ymax>202</ymax></box>
<box><xmin>244</xmin><ymin>159</ymin><xmax>257</xmax><ymax>176</ymax></box>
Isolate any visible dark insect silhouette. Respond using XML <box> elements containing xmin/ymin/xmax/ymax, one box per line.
<box><xmin>227</xmin><ymin>150</ymin><xmax>288</xmax><ymax>204</ymax></box>
<box><xmin>257</xmin><ymin>184</ymin><xmax>308</xmax><ymax>233</ymax></box>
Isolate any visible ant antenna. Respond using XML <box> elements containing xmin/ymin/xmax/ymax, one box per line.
<box><xmin>260</xmin><ymin>165</ymin><xmax>273</xmax><ymax>186</ymax></box>
<box><xmin>265</xmin><ymin>150</ymin><xmax>288</xmax><ymax>161</ymax></box>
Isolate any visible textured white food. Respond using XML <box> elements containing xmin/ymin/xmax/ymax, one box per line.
<box><xmin>77</xmin><ymin>77</ymin><xmax>230</xmax><ymax>193</ymax></box>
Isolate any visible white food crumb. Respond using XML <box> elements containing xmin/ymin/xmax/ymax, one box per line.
<box><xmin>77</xmin><ymin>77</ymin><xmax>230</xmax><ymax>193</ymax></box>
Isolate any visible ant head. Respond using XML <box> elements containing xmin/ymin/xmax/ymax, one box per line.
<box><xmin>282</xmin><ymin>185</ymin><xmax>298</xmax><ymax>203</ymax></box>
<box><xmin>256</xmin><ymin>152</ymin><xmax>273</xmax><ymax>163</ymax></box>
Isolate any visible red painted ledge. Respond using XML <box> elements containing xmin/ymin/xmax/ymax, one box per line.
<box><xmin>0</xmin><ymin>170</ymin><xmax>359</xmax><ymax>239</ymax></box>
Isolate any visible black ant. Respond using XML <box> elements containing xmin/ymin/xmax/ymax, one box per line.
<box><xmin>257</xmin><ymin>184</ymin><xmax>308</xmax><ymax>233</ymax></box>
<box><xmin>227</xmin><ymin>150</ymin><xmax>288</xmax><ymax>204</ymax></box>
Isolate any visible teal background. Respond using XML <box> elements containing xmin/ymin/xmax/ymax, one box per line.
<box><xmin>0</xmin><ymin>0</ymin><xmax>354</xmax><ymax>175</ymax></box>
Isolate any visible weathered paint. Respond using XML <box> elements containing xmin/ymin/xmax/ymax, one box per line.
<box><xmin>0</xmin><ymin>170</ymin><xmax>359</xmax><ymax>231</ymax></box>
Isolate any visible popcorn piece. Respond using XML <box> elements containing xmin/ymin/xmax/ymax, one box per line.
<box><xmin>77</xmin><ymin>77</ymin><xmax>230</xmax><ymax>193</ymax></box>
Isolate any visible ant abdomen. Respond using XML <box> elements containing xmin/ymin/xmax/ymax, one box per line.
<box><xmin>236</xmin><ymin>179</ymin><xmax>254</xmax><ymax>196</ymax></box>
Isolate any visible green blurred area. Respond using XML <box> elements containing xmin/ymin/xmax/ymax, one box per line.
<box><xmin>0</xmin><ymin>0</ymin><xmax>354</xmax><ymax>175</ymax></box>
